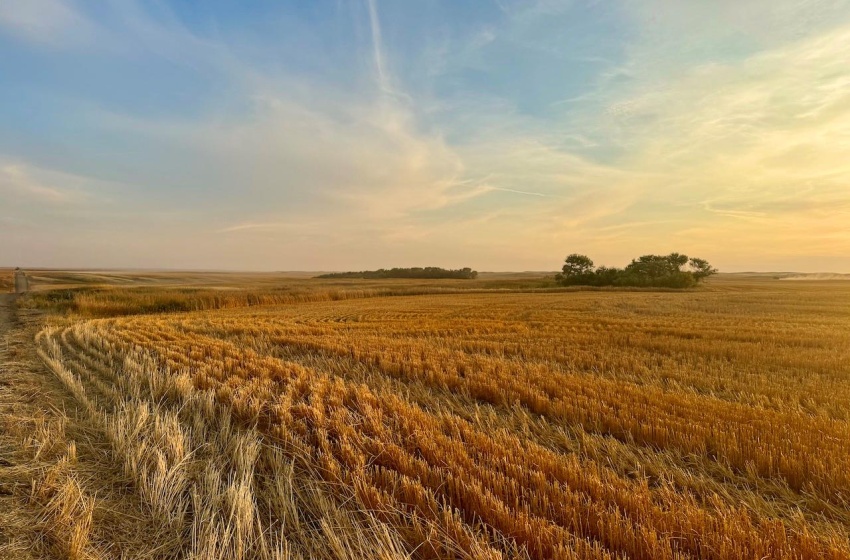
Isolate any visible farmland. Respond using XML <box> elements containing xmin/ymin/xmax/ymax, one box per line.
<box><xmin>23</xmin><ymin>275</ymin><xmax>850</xmax><ymax>559</ymax></box>
<box><xmin>0</xmin><ymin>269</ymin><xmax>12</xmax><ymax>293</ymax></box>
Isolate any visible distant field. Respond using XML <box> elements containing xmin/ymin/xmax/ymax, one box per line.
<box><xmin>19</xmin><ymin>269</ymin><xmax>563</xmax><ymax>317</ymax></box>
<box><xmin>21</xmin><ymin>269</ymin><xmax>823</xmax><ymax>318</ymax></box>
<box><xmin>21</xmin><ymin>268</ymin><xmax>556</xmax><ymax>290</ymax></box>
<box><xmin>21</xmin><ymin>269</ymin><xmax>319</xmax><ymax>290</ymax></box>
<box><xmin>32</xmin><ymin>277</ymin><xmax>850</xmax><ymax>559</ymax></box>
<box><xmin>782</xmin><ymin>273</ymin><xmax>850</xmax><ymax>280</ymax></box>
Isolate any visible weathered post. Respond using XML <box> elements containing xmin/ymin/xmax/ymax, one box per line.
<box><xmin>14</xmin><ymin>269</ymin><xmax>28</xmax><ymax>293</ymax></box>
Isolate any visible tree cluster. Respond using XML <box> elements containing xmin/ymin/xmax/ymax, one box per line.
<box><xmin>317</xmin><ymin>267</ymin><xmax>478</xmax><ymax>280</ymax></box>
<box><xmin>555</xmin><ymin>253</ymin><xmax>717</xmax><ymax>288</ymax></box>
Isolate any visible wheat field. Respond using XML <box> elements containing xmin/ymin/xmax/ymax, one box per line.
<box><xmin>32</xmin><ymin>278</ymin><xmax>850</xmax><ymax>559</ymax></box>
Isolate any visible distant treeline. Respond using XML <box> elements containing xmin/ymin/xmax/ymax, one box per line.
<box><xmin>556</xmin><ymin>253</ymin><xmax>717</xmax><ymax>288</ymax></box>
<box><xmin>316</xmin><ymin>267</ymin><xmax>479</xmax><ymax>280</ymax></box>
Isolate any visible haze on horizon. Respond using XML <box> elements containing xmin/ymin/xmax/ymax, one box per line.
<box><xmin>1</xmin><ymin>0</ymin><xmax>849</xmax><ymax>273</ymax></box>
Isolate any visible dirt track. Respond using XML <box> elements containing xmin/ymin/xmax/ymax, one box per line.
<box><xmin>0</xmin><ymin>294</ymin><xmax>162</xmax><ymax>559</ymax></box>
<box><xmin>0</xmin><ymin>295</ymin><xmax>75</xmax><ymax>558</ymax></box>
<box><xmin>0</xmin><ymin>293</ymin><xmax>46</xmax><ymax>558</ymax></box>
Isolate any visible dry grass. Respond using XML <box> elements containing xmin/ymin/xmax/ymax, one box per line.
<box><xmin>1</xmin><ymin>293</ymin><xmax>103</xmax><ymax>560</ymax></box>
<box><xmin>35</xmin><ymin>325</ymin><xmax>414</xmax><ymax>560</ymax></box>
<box><xmin>23</xmin><ymin>284</ymin><xmax>477</xmax><ymax>317</ymax></box>
<box><xmin>0</xmin><ymin>270</ymin><xmax>13</xmax><ymax>293</ymax></box>
<box><xmin>31</xmin><ymin>449</ymin><xmax>96</xmax><ymax>560</ymax></box>
<box><xmin>27</xmin><ymin>277</ymin><xmax>850</xmax><ymax>558</ymax></box>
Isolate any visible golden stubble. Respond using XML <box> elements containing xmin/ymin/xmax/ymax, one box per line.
<box><xmin>35</xmin><ymin>280</ymin><xmax>850</xmax><ymax>559</ymax></box>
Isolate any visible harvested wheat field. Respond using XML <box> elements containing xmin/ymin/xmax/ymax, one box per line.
<box><xmin>27</xmin><ymin>278</ymin><xmax>850</xmax><ymax>559</ymax></box>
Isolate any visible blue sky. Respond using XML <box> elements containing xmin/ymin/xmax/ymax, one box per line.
<box><xmin>2</xmin><ymin>0</ymin><xmax>850</xmax><ymax>271</ymax></box>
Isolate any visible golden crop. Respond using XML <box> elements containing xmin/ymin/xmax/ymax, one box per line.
<box><xmin>38</xmin><ymin>281</ymin><xmax>850</xmax><ymax>559</ymax></box>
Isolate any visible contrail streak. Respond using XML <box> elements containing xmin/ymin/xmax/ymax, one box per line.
<box><xmin>488</xmin><ymin>186</ymin><xmax>548</xmax><ymax>197</ymax></box>
<box><xmin>366</xmin><ymin>0</ymin><xmax>389</xmax><ymax>92</ymax></box>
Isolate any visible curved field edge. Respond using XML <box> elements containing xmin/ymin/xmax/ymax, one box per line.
<box><xmin>32</xmin><ymin>286</ymin><xmax>850</xmax><ymax>559</ymax></box>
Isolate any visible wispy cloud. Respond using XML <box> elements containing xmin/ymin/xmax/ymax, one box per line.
<box><xmin>0</xmin><ymin>0</ymin><xmax>95</xmax><ymax>46</ymax></box>
<box><xmin>216</xmin><ymin>222</ymin><xmax>317</xmax><ymax>234</ymax></box>
<box><xmin>486</xmin><ymin>186</ymin><xmax>547</xmax><ymax>197</ymax></box>
<box><xmin>2</xmin><ymin>1</ymin><xmax>850</xmax><ymax>271</ymax></box>
<box><xmin>365</xmin><ymin>0</ymin><xmax>390</xmax><ymax>93</ymax></box>
<box><xmin>0</xmin><ymin>163</ymin><xmax>85</xmax><ymax>203</ymax></box>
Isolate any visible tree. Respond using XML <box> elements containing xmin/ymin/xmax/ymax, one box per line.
<box><xmin>560</xmin><ymin>254</ymin><xmax>595</xmax><ymax>276</ymax></box>
<box><xmin>555</xmin><ymin>252</ymin><xmax>717</xmax><ymax>288</ymax></box>
<box><xmin>666</xmin><ymin>253</ymin><xmax>689</xmax><ymax>271</ymax></box>
<box><xmin>593</xmin><ymin>266</ymin><xmax>623</xmax><ymax>286</ymax></box>
<box><xmin>555</xmin><ymin>254</ymin><xmax>597</xmax><ymax>286</ymax></box>
<box><xmin>689</xmin><ymin>258</ymin><xmax>718</xmax><ymax>281</ymax></box>
<box><xmin>626</xmin><ymin>253</ymin><xmax>690</xmax><ymax>279</ymax></box>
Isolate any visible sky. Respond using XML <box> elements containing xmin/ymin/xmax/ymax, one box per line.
<box><xmin>1</xmin><ymin>0</ymin><xmax>849</xmax><ymax>272</ymax></box>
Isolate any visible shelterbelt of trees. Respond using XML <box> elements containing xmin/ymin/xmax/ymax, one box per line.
<box><xmin>556</xmin><ymin>253</ymin><xmax>717</xmax><ymax>288</ymax></box>
<box><xmin>316</xmin><ymin>267</ymin><xmax>478</xmax><ymax>280</ymax></box>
